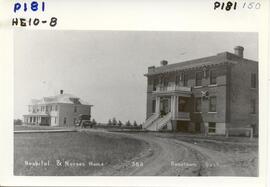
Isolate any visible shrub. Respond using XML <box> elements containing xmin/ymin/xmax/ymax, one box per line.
<box><xmin>14</xmin><ymin>119</ymin><xmax>23</xmax><ymax>126</ymax></box>
<box><xmin>91</xmin><ymin>119</ymin><xmax>97</xmax><ymax>125</ymax></box>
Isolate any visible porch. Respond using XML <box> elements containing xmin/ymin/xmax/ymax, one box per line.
<box><xmin>23</xmin><ymin>114</ymin><xmax>50</xmax><ymax>126</ymax></box>
<box><xmin>153</xmin><ymin>94</ymin><xmax>191</xmax><ymax>121</ymax></box>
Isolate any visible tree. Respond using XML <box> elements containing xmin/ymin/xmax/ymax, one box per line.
<box><xmin>118</xmin><ymin>120</ymin><xmax>123</xmax><ymax>127</ymax></box>
<box><xmin>14</xmin><ymin>119</ymin><xmax>22</xmax><ymax>126</ymax></box>
<box><xmin>125</xmin><ymin>120</ymin><xmax>131</xmax><ymax>126</ymax></box>
<box><xmin>108</xmin><ymin>119</ymin><xmax>112</xmax><ymax>126</ymax></box>
<box><xmin>133</xmin><ymin>121</ymin><xmax>138</xmax><ymax>127</ymax></box>
<box><xmin>91</xmin><ymin>118</ymin><xmax>97</xmax><ymax>126</ymax></box>
<box><xmin>112</xmin><ymin>117</ymin><xmax>117</xmax><ymax>126</ymax></box>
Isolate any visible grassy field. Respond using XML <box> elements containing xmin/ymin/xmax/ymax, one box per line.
<box><xmin>14</xmin><ymin>125</ymin><xmax>75</xmax><ymax>131</ymax></box>
<box><xmin>14</xmin><ymin>131</ymin><xmax>149</xmax><ymax>176</ymax></box>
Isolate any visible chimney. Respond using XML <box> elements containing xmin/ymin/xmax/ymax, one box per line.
<box><xmin>160</xmin><ymin>60</ymin><xmax>168</xmax><ymax>66</ymax></box>
<box><xmin>60</xmin><ymin>90</ymin><xmax>63</xmax><ymax>94</ymax></box>
<box><xmin>234</xmin><ymin>46</ymin><xmax>244</xmax><ymax>58</ymax></box>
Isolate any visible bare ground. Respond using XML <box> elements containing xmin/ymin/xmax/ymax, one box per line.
<box><xmin>97</xmin><ymin>131</ymin><xmax>258</xmax><ymax>176</ymax></box>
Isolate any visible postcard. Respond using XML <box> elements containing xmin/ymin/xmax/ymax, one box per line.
<box><xmin>0</xmin><ymin>0</ymin><xmax>269</xmax><ymax>186</ymax></box>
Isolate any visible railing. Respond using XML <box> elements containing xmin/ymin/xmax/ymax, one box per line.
<box><xmin>156</xmin><ymin>112</ymin><xmax>172</xmax><ymax>130</ymax></box>
<box><xmin>143</xmin><ymin>113</ymin><xmax>159</xmax><ymax>129</ymax></box>
<box><xmin>174</xmin><ymin>112</ymin><xmax>190</xmax><ymax>120</ymax></box>
<box><xmin>154</xmin><ymin>85</ymin><xmax>191</xmax><ymax>93</ymax></box>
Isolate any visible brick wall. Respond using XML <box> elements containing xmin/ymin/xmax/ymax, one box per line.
<box><xmin>228</xmin><ymin>60</ymin><xmax>258</xmax><ymax>134</ymax></box>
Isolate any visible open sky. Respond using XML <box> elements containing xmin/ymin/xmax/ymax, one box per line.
<box><xmin>14</xmin><ymin>31</ymin><xmax>258</xmax><ymax>124</ymax></box>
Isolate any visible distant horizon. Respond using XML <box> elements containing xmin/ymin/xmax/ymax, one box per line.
<box><xmin>14</xmin><ymin>31</ymin><xmax>258</xmax><ymax>124</ymax></box>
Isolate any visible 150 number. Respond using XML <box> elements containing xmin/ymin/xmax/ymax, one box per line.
<box><xmin>243</xmin><ymin>2</ymin><xmax>261</xmax><ymax>9</ymax></box>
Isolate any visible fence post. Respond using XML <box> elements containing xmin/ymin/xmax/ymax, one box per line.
<box><xmin>250</xmin><ymin>128</ymin><xmax>253</xmax><ymax>140</ymax></box>
<box><xmin>204</xmin><ymin>125</ymin><xmax>208</xmax><ymax>136</ymax></box>
<box><xmin>225</xmin><ymin>128</ymin><xmax>229</xmax><ymax>138</ymax></box>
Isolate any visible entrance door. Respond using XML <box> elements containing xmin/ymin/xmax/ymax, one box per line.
<box><xmin>160</xmin><ymin>97</ymin><xmax>171</xmax><ymax>116</ymax></box>
<box><xmin>195</xmin><ymin>122</ymin><xmax>201</xmax><ymax>132</ymax></box>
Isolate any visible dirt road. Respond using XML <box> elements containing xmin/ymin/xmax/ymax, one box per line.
<box><xmin>96</xmin><ymin>131</ymin><xmax>257</xmax><ymax>176</ymax></box>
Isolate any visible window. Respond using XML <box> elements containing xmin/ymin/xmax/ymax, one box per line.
<box><xmin>64</xmin><ymin>117</ymin><xmax>67</xmax><ymax>124</ymax></box>
<box><xmin>195</xmin><ymin>71</ymin><xmax>203</xmax><ymax>86</ymax></box>
<box><xmin>175</xmin><ymin>75</ymin><xmax>180</xmax><ymax>86</ymax></box>
<box><xmin>251</xmin><ymin>73</ymin><xmax>256</xmax><ymax>88</ymax></box>
<box><xmin>152</xmin><ymin>100</ymin><xmax>156</xmax><ymax>113</ymax></box>
<box><xmin>74</xmin><ymin>106</ymin><xmax>77</xmax><ymax>113</ymax></box>
<box><xmin>251</xmin><ymin>99</ymin><xmax>256</xmax><ymax>114</ymax></box>
<box><xmin>195</xmin><ymin>97</ymin><xmax>201</xmax><ymax>112</ymax></box>
<box><xmin>163</xmin><ymin>77</ymin><xmax>169</xmax><ymax>87</ymax></box>
<box><xmin>45</xmin><ymin>106</ymin><xmax>48</xmax><ymax>112</ymax></box>
<box><xmin>50</xmin><ymin>105</ymin><xmax>52</xmax><ymax>111</ymax></box>
<box><xmin>209</xmin><ymin>96</ymin><xmax>217</xmax><ymax>112</ymax></box>
<box><xmin>153</xmin><ymin>79</ymin><xmax>158</xmax><ymax>91</ymax></box>
<box><xmin>208</xmin><ymin>122</ymin><xmax>216</xmax><ymax>133</ymax></box>
<box><xmin>55</xmin><ymin>117</ymin><xmax>57</xmax><ymax>123</ymax></box>
<box><xmin>55</xmin><ymin>105</ymin><xmax>58</xmax><ymax>111</ymax></box>
<box><xmin>210</xmin><ymin>70</ymin><xmax>217</xmax><ymax>85</ymax></box>
<box><xmin>183</xmin><ymin>72</ymin><xmax>188</xmax><ymax>86</ymax></box>
<box><xmin>178</xmin><ymin>97</ymin><xmax>188</xmax><ymax>112</ymax></box>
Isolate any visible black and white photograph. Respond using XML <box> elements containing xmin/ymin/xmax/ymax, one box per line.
<box><xmin>14</xmin><ymin>31</ymin><xmax>259</xmax><ymax>176</ymax></box>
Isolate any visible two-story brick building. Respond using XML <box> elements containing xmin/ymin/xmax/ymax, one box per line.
<box><xmin>23</xmin><ymin>90</ymin><xmax>93</xmax><ymax>127</ymax></box>
<box><xmin>143</xmin><ymin>46</ymin><xmax>258</xmax><ymax>135</ymax></box>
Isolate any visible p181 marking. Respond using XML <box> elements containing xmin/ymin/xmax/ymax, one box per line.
<box><xmin>14</xmin><ymin>1</ymin><xmax>45</xmax><ymax>13</ymax></box>
<box><xmin>214</xmin><ymin>1</ymin><xmax>261</xmax><ymax>11</ymax></box>
<box><xmin>214</xmin><ymin>1</ymin><xmax>237</xmax><ymax>11</ymax></box>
